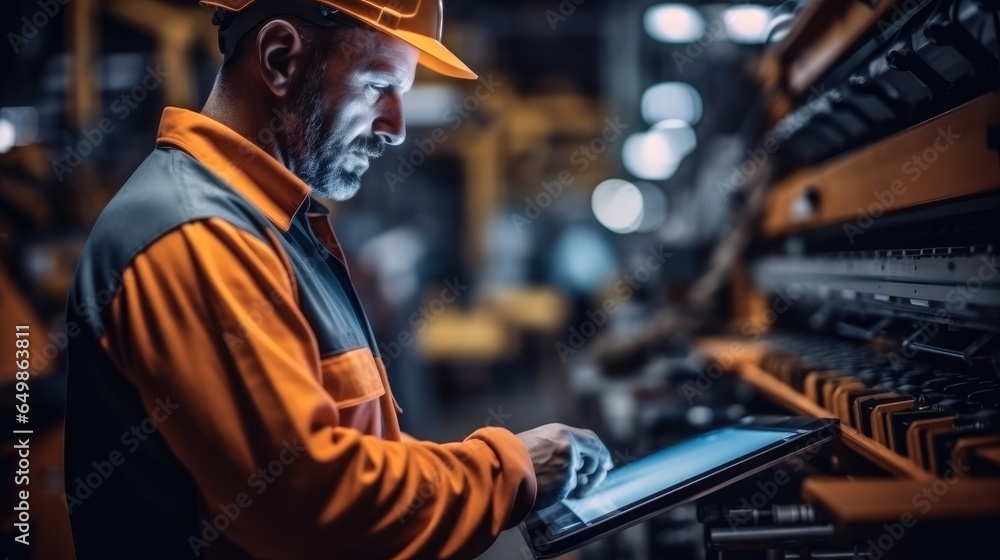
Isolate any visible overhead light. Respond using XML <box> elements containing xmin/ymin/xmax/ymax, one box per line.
<box><xmin>644</xmin><ymin>4</ymin><xmax>705</xmax><ymax>43</ymax></box>
<box><xmin>622</xmin><ymin>132</ymin><xmax>677</xmax><ymax>181</ymax></box>
<box><xmin>0</xmin><ymin>119</ymin><xmax>15</xmax><ymax>153</ymax></box>
<box><xmin>633</xmin><ymin>182</ymin><xmax>668</xmax><ymax>232</ymax></box>
<box><xmin>641</xmin><ymin>82</ymin><xmax>703</xmax><ymax>126</ymax></box>
<box><xmin>592</xmin><ymin>179</ymin><xmax>644</xmax><ymax>234</ymax></box>
<box><xmin>621</xmin><ymin>120</ymin><xmax>697</xmax><ymax>181</ymax></box>
<box><xmin>551</xmin><ymin>226</ymin><xmax>618</xmax><ymax>292</ymax></box>
<box><xmin>723</xmin><ymin>5</ymin><xmax>772</xmax><ymax>44</ymax></box>
<box><xmin>0</xmin><ymin>106</ymin><xmax>39</xmax><ymax>152</ymax></box>
<box><xmin>651</xmin><ymin>119</ymin><xmax>697</xmax><ymax>155</ymax></box>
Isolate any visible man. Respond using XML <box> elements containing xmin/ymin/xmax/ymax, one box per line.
<box><xmin>63</xmin><ymin>1</ymin><xmax>613</xmax><ymax>558</ymax></box>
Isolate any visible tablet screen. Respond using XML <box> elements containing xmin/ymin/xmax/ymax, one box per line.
<box><xmin>549</xmin><ymin>427</ymin><xmax>795</xmax><ymax>525</ymax></box>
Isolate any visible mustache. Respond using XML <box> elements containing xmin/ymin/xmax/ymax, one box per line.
<box><xmin>352</xmin><ymin>135</ymin><xmax>385</xmax><ymax>159</ymax></box>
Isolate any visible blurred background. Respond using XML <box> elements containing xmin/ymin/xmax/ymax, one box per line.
<box><xmin>4</xmin><ymin>0</ymin><xmax>999</xmax><ymax>558</ymax></box>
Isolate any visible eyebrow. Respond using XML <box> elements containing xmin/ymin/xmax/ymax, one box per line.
<box><xmin>362</xmin><ymin>62</ymin><xmax>411</xmax><ymax>92</ymax></box>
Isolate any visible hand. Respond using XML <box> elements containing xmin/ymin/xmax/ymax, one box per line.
<box><xmin>516</xmin><ymin>423</ymin><xmax>614</xmax><ymax>509</ymax></box>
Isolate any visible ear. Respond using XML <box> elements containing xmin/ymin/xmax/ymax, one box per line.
<box><xmin>255</xmin><ymin>19</ymin><xmax>307</xmax><ymax>98</ymax></box>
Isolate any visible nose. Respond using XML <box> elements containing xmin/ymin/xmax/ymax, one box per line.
<box><xmin>372</xmin><ymin>91</ymin><xmax>406</xmax><ymax>146</ymax></box>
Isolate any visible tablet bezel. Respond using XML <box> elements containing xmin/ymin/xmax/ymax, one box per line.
<box><xmin>518</xmin><ymin>416</ymin><xmax>840</xmax><ymax>559</ymax></box>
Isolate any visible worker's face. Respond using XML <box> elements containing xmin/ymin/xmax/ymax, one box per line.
<box><xmin>282</xmin><ymin>28</ymin><xmax>418</xmax><ymax>201</ymax></box>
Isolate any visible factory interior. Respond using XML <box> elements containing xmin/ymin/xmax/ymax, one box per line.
<box><xmin>1</xmin><ymin>0</ymin><xmax>999</xmax><ymax>559</ymax></box>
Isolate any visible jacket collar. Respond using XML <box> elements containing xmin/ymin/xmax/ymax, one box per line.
<box><xmin>155</xmin><ymin>107</ymin><xmax>310</xmax><ymax>232</ymax></box>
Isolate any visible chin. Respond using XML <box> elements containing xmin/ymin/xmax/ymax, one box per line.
<box><xmin>313</xmin><ymin>176</ymin><xmax>362</xmax><ymax>201</ymax></box>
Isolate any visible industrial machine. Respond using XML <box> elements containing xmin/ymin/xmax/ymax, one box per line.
<box><xmin>702</xmin><ymin>0</ymin><xmax>1000</xmax><ymax>557</ymax></box>
<box><xmin>590</xmin><ymin>1</ymin><xmax>1000</xmax><ymax>557</ymax></box>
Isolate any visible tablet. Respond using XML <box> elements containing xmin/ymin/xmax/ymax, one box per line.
<box><xmin>519</xmin><ymin>416</ymin><xmax>839</xmax><ymax>559</ymax></box>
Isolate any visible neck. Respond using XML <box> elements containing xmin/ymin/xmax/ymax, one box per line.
<box><xmin>201</xmin><ymin>77</ymin><xmax>240</xmax><ymax>135</ymax></box>
<box><xmin>201</xmin><ymin>77</ymin><xmax>291</xmax><ymax>169</ymax></box>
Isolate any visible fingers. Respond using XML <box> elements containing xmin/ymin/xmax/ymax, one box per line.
<box><xmin>574</xmin><ymin>428</ymin><xmax>613</xmax><ymax>473</ymax></box>
<box><xmin>578</xmin><ymin>467</ymin><xmax>608</xmax><ymax>497</ymax></box>
<box><xmin>571</xmin><ymin>428</ymin><xmax>604</xmax><ymax>461</ymax></box>
<box><xmin>563</xmin><ymin>465</ymin><xmax>579</xmax><ymax>503</ymax></box>
<box><xmin>522</xmin><ymin>423</ymin><xmax>615</xmax><ymax>506</ymax></box>
<box><xmin>577</xmin><ymin>446</ymin><xmax>600</xmax><ymax>477</ymax></box>
<box><xmin>569</xmin><ymin>428</ymin><xmax>614</xmax><ymax>497</ymax></box>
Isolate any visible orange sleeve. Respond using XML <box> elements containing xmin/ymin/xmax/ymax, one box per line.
<box><xmin>103</xmin><ymin>217</ymin><xmax>536</xmax><ymax>559</ymax></box>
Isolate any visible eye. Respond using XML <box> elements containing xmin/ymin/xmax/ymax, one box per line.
<box><xmin>367</xmin><ymin>83</ymin><xmax>390</xmax><ymax>99</ymax></box>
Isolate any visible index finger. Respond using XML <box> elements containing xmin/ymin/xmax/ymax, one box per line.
<box><xmin>570</xmin><ymin>428</ymin><xmax>613</xmax><ymax>494</ymax></box>
<box><xmin>574</xmin><ymin>428</ymin><xmax>613</xmax><ymax>467</ymax></box>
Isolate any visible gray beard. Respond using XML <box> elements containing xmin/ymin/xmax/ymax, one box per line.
<box><xmin>279</xmin><ymin>61</ymin><xmax>380</xmax><ymax>202</ymax></box>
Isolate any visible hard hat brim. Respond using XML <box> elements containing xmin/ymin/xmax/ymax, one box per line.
<box><xmin>371</xmin><ymin>25</ymin><xmax>478</xmax><ymax>80</ymax></box>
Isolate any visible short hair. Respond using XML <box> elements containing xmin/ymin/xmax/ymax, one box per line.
<box><xmin>218</xmin><ymin>17</ymin><xmax>342</xmax><ymax>79</ymax></box>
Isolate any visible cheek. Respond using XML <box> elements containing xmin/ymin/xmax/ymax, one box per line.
<box><xmin>307</xmin><ymin>89</ymin><xmax>375</xmax><ymax>146</ymax></box>
<box><xmin>335</xmin><ymin>92</ymin><xmax>379</xmax><ymax>131</ymax></box>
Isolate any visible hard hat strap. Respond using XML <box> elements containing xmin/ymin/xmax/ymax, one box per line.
<box><xmin>214</xmin><ymin>0</ymin><xmax>357</xmax><ymax>63</ymax></box>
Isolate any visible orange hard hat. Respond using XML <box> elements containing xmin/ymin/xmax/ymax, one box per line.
<box><xmin>200</xmin><ymin>0</ymin><xmax>476</xmax><ymax>79</ymax></box>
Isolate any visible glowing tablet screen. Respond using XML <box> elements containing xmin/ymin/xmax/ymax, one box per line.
<box><xmin>560</xmin><ymin>427</ymin><xmax>793</xmax><ymax>524</ymax></box>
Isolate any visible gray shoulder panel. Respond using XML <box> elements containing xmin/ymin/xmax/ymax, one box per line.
<box><xmin>69</xmin><ymin>147</ymin><xmax>274</xmax><ymax>335</ymax></box>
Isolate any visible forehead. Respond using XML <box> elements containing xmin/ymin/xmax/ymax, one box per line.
<box><xmin>334</xmin><ymin>27</ymin><xmax>419</xmax><ymax>89</ymax></box>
